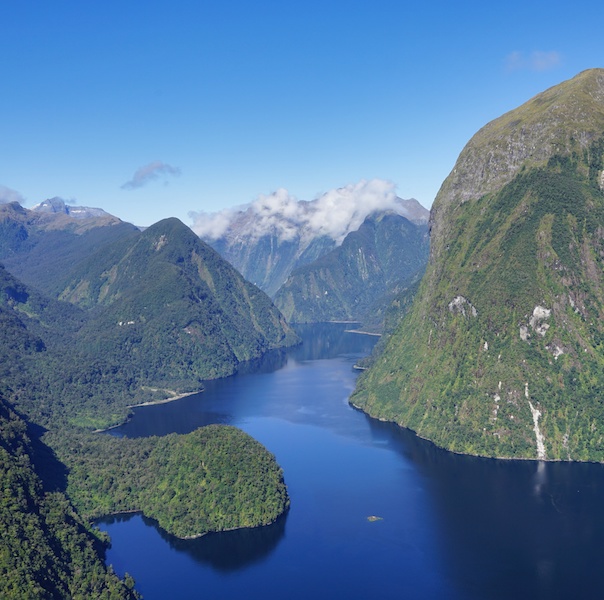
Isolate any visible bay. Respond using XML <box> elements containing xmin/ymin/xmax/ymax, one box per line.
<box><xmin>99</xmin><ymin>323</ymin><xmax>604</xmax><ymax>599</ymax></box>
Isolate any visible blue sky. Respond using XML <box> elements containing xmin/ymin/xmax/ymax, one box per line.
<box><xmin>1</xmin><ymin>1</ymin><xmax>603</xmax><ymax>226</ymax></box>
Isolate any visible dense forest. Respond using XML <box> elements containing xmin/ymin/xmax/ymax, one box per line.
<box><xmin>0</xmin><ymin>395</ymin><xmax>139</xmax><ymax>599</ymax></box>
<box><xmin>48</xmin><ymin>425</ymin><xmax>289</xmax><ymax>539</ymax></box>
<box><xmin>0</xmin><ymin>210</ymin><xmax>293</xmax><ymax>597</ymax></box>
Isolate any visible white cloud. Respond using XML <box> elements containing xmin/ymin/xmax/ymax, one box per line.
<box><xmin>188</xmin><ymin>206</ymin><xmax>238</xmax><ymax>240</ymax></box>
<box><xmin>190</xmin><ymin>178</ymin><xmax>408</xmax><ymax>245</ymax></box>
<box><xmin>0</xmin><ymin>185</ymin><xmax>25</xmax><ymax>204</ymax></box>
<box><xmin>505</xmin><ymin>50</ymin><xmax>562</xmax><ymax>73</ymax></box>
<box><xmin>121</xmin><ymin>161</ymin><xmax>181</xmax><ymax>190</ymax></box>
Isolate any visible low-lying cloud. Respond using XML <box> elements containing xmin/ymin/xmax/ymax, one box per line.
<box><xmin>0</xmin><ymin>184</ymin><xmax>25</xmax><ymax>205</ymax></box>
<box><xmin>190</xmin><ymin>179</ymin><xmax>414</xmax><ymax>245</ymax></box>
<box><xmin>505</xmin><ymin>50</ymin><xmax>562</xmax><ymax>73</ymax></box>
<box><xmin>121</xmin><ymin>161</ymin><xmax>181</xmax><ymax>190</ymax></box>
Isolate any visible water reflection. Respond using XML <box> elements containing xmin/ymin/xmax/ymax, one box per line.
<box><xmin>112</xmin><ymin>323</ymin><xmax>377</xmax><ymax>440</ymax></box>
<box><xmin>102</xmin><ymin>323</ymin><xmax>604</xmax><ymax>599</ymax></box>
<box><xmin>365</xmin><ymin>417</ymin><xmax>604</xmax><ymax>599</ymax></box>
<box><xmin>156</xmin><ymin>513</ymin><xmax>287</xmax><ymax>572</ymax></box>
<box><xmin>234</xmin><ymin>347</ymin><xmax>289</xmax><ymax>376</ymax></box>
<box><xmin>289</xmin><ymin>322</ymin><xmax>377</xmax><ymax>361</ymax></box>
<box><xmin>99</xmin><ymin>512</ymin><xmax>287</xmax><ymax>572</ymax></box>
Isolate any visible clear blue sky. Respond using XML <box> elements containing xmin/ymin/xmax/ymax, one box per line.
<box><xmin>1</xmin><ymin>1</ymin><xmax>603</xmax><ymax>226</ymax></box>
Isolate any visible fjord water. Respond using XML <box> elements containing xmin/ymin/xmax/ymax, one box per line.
<box><xmin>100</xmin><ymin>324</ymin><xmax>604</xmax><ymax>599</ymax></box>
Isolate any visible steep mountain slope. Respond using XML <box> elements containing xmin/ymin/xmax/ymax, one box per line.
<box><xmin>0</xmin><ymin>199</ymin><xmax>139</xmax><ymax>295</ymax></box>
<box><xmin>352</xmin><ymin>68</ymin><xmax>604</xmax><ymax>461</ymax></box>
<box><xmin>58</xmin><ymin>217</ymin><xmax>298</xmax><ymax>389</ymax></box>
<box><xmin>0</xmin><ymin>394</ymin><xmax>138</xmax><ymax>599</ymax></box>
<box><xmin>195</xmin><ymin>185</ymin><xmax>429</xmax><ymax>297</ymax></box>
<box><xmin>273</xmin><ymin>211</ymin><xmax>429</xmax><ymax>326</ymax></box>
<box><xmin>211</xmin><ymin>231</ymin><xmax>336</xmax><ymax>297</ymax></box>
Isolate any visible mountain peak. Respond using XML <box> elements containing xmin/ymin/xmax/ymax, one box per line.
<box><xmin>353</xmin><ymin>69</ymin><xmax>604</xmax><ymax>462</ymax></box>
<box><xmin>32</xmin><ymin>197</ymin><xmax>114</xmax><ymax>220</ymax></box>
<box><xmin>430</xmin><ymin>68</ymin><xmax>604</xmax><ymax>261</ymax></box>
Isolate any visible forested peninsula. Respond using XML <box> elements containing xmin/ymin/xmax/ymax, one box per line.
<box><xmin>0</xmin><ymin>210</ymin><xmax>293</xmax><ymax>597</ymax></box>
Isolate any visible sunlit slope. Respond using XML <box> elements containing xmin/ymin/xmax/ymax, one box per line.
<box><xmin>59</xmin><ymin>217</ymin><xmax>298</xmax><ymax>384</ymax></box>
<box><xmin>352</xmin><ymin>69</ymin><xmax>604</xmax><ymax>461</ymax></box>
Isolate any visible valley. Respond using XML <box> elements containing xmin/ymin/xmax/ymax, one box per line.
<box><xmin>3</xmin><ymin>68</ymin><xmax>604</xmax><ymax>598</ymax></box>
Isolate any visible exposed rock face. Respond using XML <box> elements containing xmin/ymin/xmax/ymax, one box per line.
<box><xmin>199</xmin><ymin>195</ymin><xmax>429</xmax><ymax>298</ymax></box>
<box><xmin>430</xmin><ymin>68</ymin><xmax>604</xmax><ymax>265</ymax></box>
<box><xmin>352</xmin><ymin>69</ymin><xmax>604</xmax><ymax>461</ymax></box>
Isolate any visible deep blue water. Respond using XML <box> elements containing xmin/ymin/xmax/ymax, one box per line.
<box><xmin>99</xmin><ymin>323</ymin><xmax>604</xmax><ymax>599</ymax></box>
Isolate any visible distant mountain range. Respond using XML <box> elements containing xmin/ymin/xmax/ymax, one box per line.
<box><xmin>195</xmin><ymin>183</ymin><xmax>428</xmax><ymax>295</ymax></box>
<box><xmin>0</xmin><ymin>199</ymin><xmax>139</xmax><ymax>294</ymax></box>
<box><xmin>195</xmin><ymin>187</ymin><xmax>430</xmax><ymax>328</ymax></box>
<box><xmin>273</xmin><ymin>211</ymin><xmax>429</xmax><ymax>327</ymax></box>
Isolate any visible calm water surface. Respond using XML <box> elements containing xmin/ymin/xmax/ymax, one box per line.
<box><xmin>99</xmin><ymin>324</ymin><xmax>604</xmax><ymax>599</ymax></box>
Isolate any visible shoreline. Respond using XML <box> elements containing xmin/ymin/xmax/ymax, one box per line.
<box><xmin>93</xmin><ymin>389</ymin><xmax>202</xmax><ymax>433</ymax></box>
<box><xmin>127</xmin><ymin>389</ymin><xmax>201</xmax><ymax>409</ymax></box>
<box><xmin>348</xmin><ymin>400</ymin><xmax>581</xmax><ymax>464</ymax></box>
<box><xmin>96</xmin><ymin>508</ymin><xmax>287</xmax><ymax>541</ymax></box>
<box><xmin>345</xmin><ymin>329</ymin><xmax>381</xmax><ymax>337</ymax></box>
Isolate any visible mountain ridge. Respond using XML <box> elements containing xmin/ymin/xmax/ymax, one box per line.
<box><xmin>273</xmin><ymin>211</ymin><xmax>429</xmax><ymax>326</ymax></box>
<box><xmin>352</xmin><ymin>68</ymin><xmax>604</xmax><ymax>461</ymax></box>
<box><xmin>196</xmin><ymin>186</ymin><xmax>429</xmax><ymax>297</ymax></box>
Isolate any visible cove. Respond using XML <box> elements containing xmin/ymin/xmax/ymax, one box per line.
<box><xmin>98</xmin><ymin>323</ymin><xmax>604</xmax><ymax>599</ymax></box>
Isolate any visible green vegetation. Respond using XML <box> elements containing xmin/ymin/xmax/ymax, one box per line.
<box><xmin>48</xmin><ymin>425</ymin><xmax>289</xmax><ymax>539</ymax></box>
<box><xmin>274</xmin><ymin>212</ymin><xmax>428</xmax><ymax>330</ymax></box>
<box><xmin>0</xmin><ymin>395</ymin><xmax>139</xmax><ymax>599</ymax></box>
<box><xmin>0</xmin><ymin>217</ymin><xmax>297</xmax><ymax>430</ymax></box>
<box><xmin>353</xmin><ymin>70</ymin><xmax>604</xmax><ymax>461</ymax></box>
<box><xmin>0</xmin><ymin>211</ymin><xmax>294</xmax><ymax>596</ymax></box>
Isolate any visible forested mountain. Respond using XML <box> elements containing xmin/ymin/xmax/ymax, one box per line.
<box><xmin>273</xmin><ymin>211</ymin><xmax>429</xmax><ymax>328</ymax></box>
<box><xmin>0</xmin><ymin>211</ymin><xmax>294</xmax><ymax>595</ymax></box>
<box><xmin>198</xmin><ymin>192</ymin><xmax>429</xmax><ymax>297</ymax></box>
<box><xmin>0</xmin><ymin>215</ymin><xmax>297</xmax><ymax>428</ymax></box>
<box><xmin>353</xmin><ymin>68</ymin><xmax>604</xmax><ymax>461</ymax></box>
<box><xmin>0</xmin><ymin>394</ymin><xmax>139</xmax><ymax>599</ymax></box>
<box><xmin>0</xmin><ymin>199</ymin><xmax>139</xmax><ymax>295</ymax></box>
<box><xmin>58</xmin><ymin>217</ymin><xmax>298</xmax><ymax>389</ymax></box>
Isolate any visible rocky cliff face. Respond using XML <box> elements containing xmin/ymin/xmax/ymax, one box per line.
<box><xmin>196</xmin><ymin>188</ymin><xmax>429</xmax><ymax>298</ymax></box>
<box><xmin>352</xmin><ymin>69</ymin><xmax>604</xmax><ymax>461</ymax></box>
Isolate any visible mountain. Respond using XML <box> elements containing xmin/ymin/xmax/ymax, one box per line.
<box><xmin>57</xmin><ymin>217</ymin><xmax>298</xmax><ymax>391</ymax></box>
<box><xmin>0</xmin><ymin>217</ymin><xmax>297</xmax><ymax>429</ymax></box>
<box><xmin>273</xmin><ymin>211</ymin><xmax>429</xmax><ymax>327</ymax></box>
<box><xmin>0</xmin><ymin>393</ymin><xmax>138</xmax><ymax>598</ymax></box>
<box><xmin>0</xmin><ymin>200</ymin><xmax>139</xmax><ymax>295</ymax></box>
<box><xmin>31</xmin><ymin>196</ymin><xmax>115</xmax><ymax>219</ymax></box>
<box><xmin>352</xmin><ymin>68</ymin><xmax>604</xmax><ymax>461</ymax></box>
<box><xmin>195</xmin><ymin>184</ymin><xmax>429</xmax><ymax>297</ymax></box>
<box><xmin>210</xmin><ymin>228</ymin><xmax>336</xmax><ymax>298</ymax></box>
